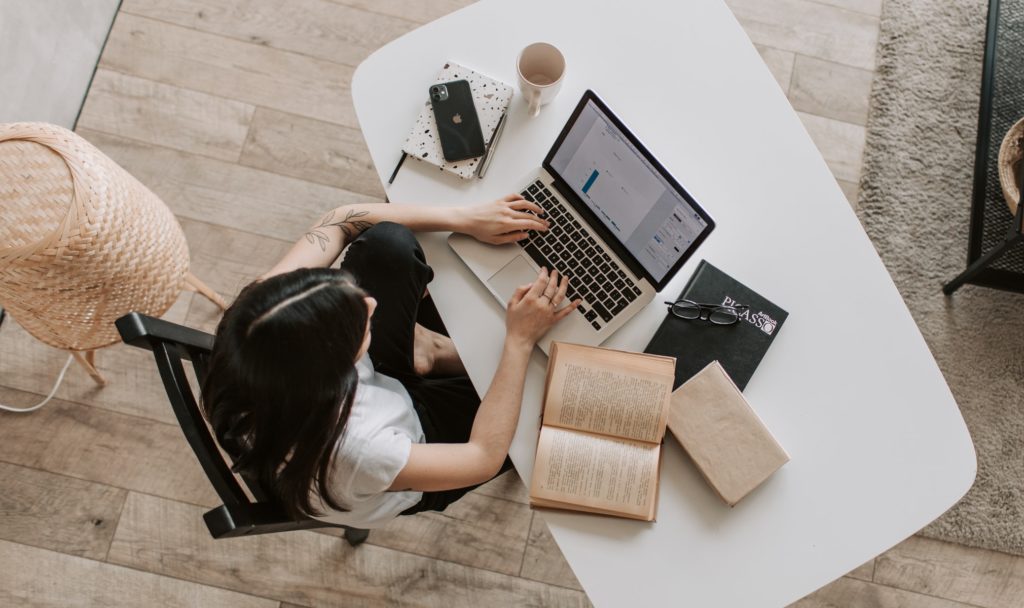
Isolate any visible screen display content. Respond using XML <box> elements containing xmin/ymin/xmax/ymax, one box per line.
<box><xmin>549</xmin><ymin>100</ymin><xmax>708</xmax><ymax>283</ymax></box>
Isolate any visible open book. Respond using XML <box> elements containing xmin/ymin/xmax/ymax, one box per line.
<box><xmin>529</xmin><ymin>342</ymin><xmax>676</xmax><ymax>521</ymax></box>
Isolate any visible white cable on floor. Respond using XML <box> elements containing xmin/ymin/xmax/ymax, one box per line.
<box><xmin>0</xmin><ymin>354</ymin><xmax>74</xmax><ymax>413</ymax></box>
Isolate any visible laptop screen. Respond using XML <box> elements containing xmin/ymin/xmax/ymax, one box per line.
<box><xmin>547</xmin><ymin>97</ymin><xmax>710</xmax><ymax>284</ymax></box>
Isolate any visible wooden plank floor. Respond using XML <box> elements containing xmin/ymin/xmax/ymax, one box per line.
<box><xmin>2</xmin><ymin>0</ymin><xmax>1021</xmax><ymax>606</ymax></box>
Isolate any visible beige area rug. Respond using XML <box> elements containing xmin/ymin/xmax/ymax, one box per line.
<box><xmin>860</xmin><ymin>0</ymin><xmax>1024</xmax><ymax>555</ymax></box>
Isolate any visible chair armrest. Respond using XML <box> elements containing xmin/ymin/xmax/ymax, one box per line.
<box><xmin>116</xmin><ymin>312</ymin><xmax>214</xmax><ymax>359</ymax></box>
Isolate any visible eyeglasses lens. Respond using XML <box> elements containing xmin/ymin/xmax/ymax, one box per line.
<box><xmin>708</xmin><ymin>307</ymin><xmax>739</xmax><ymax>325</ymax></box>
<box><xmin>671</xmin><ymin>301</ymin><xmax>701</xmax><ymax>319</ymax></box>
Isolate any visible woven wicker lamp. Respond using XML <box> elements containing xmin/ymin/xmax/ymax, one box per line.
<box><xmin>0</xmin><ymin>122</ymin><xmax>225</xmax><ymax>386</ymax></box>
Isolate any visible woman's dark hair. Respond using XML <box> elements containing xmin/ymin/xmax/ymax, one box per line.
<box><xmin>201</xmin><ymin>267</ymin><xmax>369</xmax><ymax>519</ymax></box>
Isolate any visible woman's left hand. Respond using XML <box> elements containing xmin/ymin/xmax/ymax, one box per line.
<box><xmin>458</xmin><ymin>194</ymin><xmax>550</xmax><ymax>245</ymax></box>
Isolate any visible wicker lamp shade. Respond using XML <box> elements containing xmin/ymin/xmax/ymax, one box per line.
<box><xmin>0</xmin><ymin>122</ymin><xmax>224</xmax><ymax>385</ymax></box>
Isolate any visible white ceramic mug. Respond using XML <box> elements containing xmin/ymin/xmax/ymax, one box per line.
<box><xmin>517</xmin><ymin>42</ymin><xmax>565</xmax><ymax>117</ymax></box>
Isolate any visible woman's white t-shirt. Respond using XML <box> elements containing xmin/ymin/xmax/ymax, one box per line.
<box><xmin>311</xmin><ymin>354</ymin><xmax>424</xmax><ymax>529</ymax></box>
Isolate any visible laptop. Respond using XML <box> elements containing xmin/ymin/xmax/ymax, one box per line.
<box><xmin>449</xmin><ymin>90</ymin><xmax>715</xmax><ymax>353</ymax></box>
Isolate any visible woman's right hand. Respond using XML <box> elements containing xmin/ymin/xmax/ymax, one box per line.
<box><xmin>456</xmin><ymin>195</ymin><xmax>549</xmax><ymax>245</ymax></box>
<box><xmin>505</xmin><ymin>268</ymin><xmax>580</xmax><ymax>348</ymax></box>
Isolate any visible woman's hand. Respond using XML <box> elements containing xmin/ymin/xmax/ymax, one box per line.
<box><xmin>458</xmin><ymin>194</ymin><xmax>550</xmax><ymax>245</ymax></box>
<box><xmin>505</xmin><ymin>268</ymin><xmax>580</xmax><ymax>348</ymax></box>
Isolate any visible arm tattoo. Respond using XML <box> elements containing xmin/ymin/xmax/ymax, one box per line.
<box><xmin>304</xmin><ymin>208</ymin><xmax>375</xmax><ymax>251</ymax></box>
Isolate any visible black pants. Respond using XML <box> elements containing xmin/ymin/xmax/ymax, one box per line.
<box><xmin>339</xmin><ymin>222</ymin><xmax>511</xmax><ymax>514</ymax></box>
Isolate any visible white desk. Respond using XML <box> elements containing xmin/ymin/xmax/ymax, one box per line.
<box><xmin>351</xmin><ymin>1</ymin><xmax>977</xmax><ymax>605</ymax></box>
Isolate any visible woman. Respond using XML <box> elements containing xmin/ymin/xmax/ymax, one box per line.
<box><xmin>201</xmin><ymin>195</ymin><xmax>579</xmax><ymax>529</ymax></box>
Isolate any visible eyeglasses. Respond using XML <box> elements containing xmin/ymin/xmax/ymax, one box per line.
<box><xmin>664</xmin><ymin>299</ymin><xmax>749</xmax><ymax>325</ymax></box>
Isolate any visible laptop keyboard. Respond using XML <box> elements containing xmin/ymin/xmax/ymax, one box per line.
<box><xmin>518</xmin><ymin>180</ymin><xmax>642</xmax><ymax>331</ymax></box>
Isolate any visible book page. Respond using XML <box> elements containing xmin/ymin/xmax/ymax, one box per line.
<box><xmin>529</xmin><ymin>426</ymin><xmax>660</xmax><ymax>520</ymax></box>
<box><xmin>543</xmin><ymin>343</ymin><xmax>674</xmax><ymax>443</ymax></box>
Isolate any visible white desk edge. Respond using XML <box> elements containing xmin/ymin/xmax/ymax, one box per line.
<box><xmin>349</xmin><ymin>1</ymin><xmax>977</xmax><ymax>606</ymax></box>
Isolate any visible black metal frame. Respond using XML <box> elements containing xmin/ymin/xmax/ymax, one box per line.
<box><xmin>115</xmin><ymin>312</ymin><xmax>369</xmax><ymax>546</ymax></box>
<box><xmin>944</xmin><ymin>0</ymin><xmax>1024</xmax><ymax>294</ymax></box>
<box><xmin>944</xmin><ymin>199</ymin><xmax>1024</xmax><ymax>294</ymax></box>
<box><xmin>664</xmin><ymin>299</ymin><xmax>750</xmax><ymax>325</ymax></box>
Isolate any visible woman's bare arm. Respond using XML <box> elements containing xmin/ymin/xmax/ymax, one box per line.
<box><xmin>262</xmin><ymin>195</ymin><xmax>548</xmax><ymax>280</ymax></box>
<box><xmin>390</xmin><ymin>269</ymin><xmax>579</xmax><ymax>492</ymax></box>
<box><xmin>391</xmin><ymin>338</ymin><xmax>533</xmax><ymax>491</ymax></box>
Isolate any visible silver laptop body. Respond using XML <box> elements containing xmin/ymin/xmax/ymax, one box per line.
<box><xmin>449</xmin><ymin>91</ymin><xmax>715</xmax><ymax>354</ymax></box>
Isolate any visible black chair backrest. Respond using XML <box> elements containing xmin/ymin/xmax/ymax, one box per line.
<box><xmin>116</xmin><ymin>312</ymin><xmax>367</xmax><ymax>544</ymax></box>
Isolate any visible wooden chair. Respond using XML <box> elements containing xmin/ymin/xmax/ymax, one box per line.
<box><xmin>115</xmin><ymin>312</ymin><xmax>369</xmax><ymax>546</ymax></box>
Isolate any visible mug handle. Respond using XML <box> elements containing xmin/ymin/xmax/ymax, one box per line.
<box><xmin>528</xmin><ymin>94</ymin><xmax>542</xmax><ymax>117</ymax></box>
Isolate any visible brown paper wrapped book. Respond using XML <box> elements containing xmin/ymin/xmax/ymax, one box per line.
<box><xmin>667</xmin><ymin>361</ymin><xmax>789</xmax><ymax>506</ymax></box>
<box><xmin>529</xmin><ymin>342</ymin><xmax>676</xmax><ymax>521</ymax></box>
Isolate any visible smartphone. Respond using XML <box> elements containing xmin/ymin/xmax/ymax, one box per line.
<box><xmin>429</xmin><ymin>80</ymin><xmax>485</xmax><ymax>162</ymax></box>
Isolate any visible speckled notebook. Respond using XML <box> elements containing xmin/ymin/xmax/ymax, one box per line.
<box><xmin>402</xmin><ymin>62</ymin><xmax>513</xmax><ymax>179</ymax></box>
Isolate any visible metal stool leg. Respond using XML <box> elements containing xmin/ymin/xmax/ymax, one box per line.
<box><xmin>944</xmin><ymin>199</ymin><xmax>1024</xmax><ymax>294</ymax></box>
<box><xmin>943</xmin><ymin>233</ymin><xmax>1023</xmax><ymax>294</ymax></box>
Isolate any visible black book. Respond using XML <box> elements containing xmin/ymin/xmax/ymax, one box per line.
<box><xmin>644</xmin><ymin>260</ymin><xmax>788</xmax><ymax>391</ymax></box>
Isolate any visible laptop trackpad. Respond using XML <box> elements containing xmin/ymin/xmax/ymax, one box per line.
<box><xmin>489</xmin><ymin>255</ymin><xmax>538</xmax><ymax>303</ymax></box>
